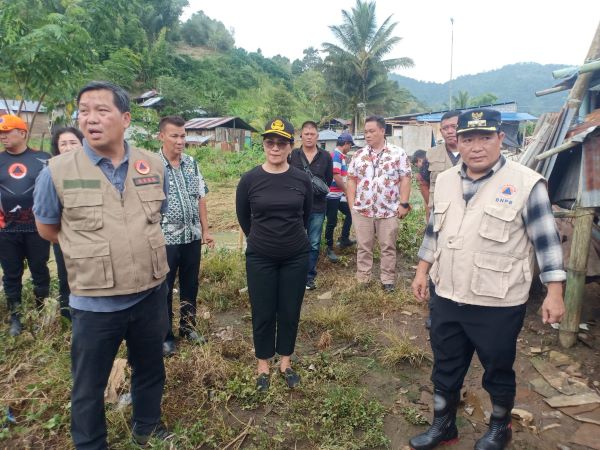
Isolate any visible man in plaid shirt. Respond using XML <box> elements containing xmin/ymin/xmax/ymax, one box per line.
<box><xmin>410</xmin><ymin>109</ymin><xmax>565</xmax><ymax>450</ymax></box>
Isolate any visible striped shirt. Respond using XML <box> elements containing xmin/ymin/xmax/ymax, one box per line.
<box><xmin>418</xmin><ymin>156</ymin><xmax>566</xmax><ymax>284</ymax></box>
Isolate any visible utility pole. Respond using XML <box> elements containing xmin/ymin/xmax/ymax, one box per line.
<box><xmin>449</xmin><ymin>17</ymin><xmax>454</xmax><ymax>110</ymax></box>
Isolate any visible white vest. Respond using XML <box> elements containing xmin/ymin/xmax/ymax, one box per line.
<box><xmin>430</xmin><ymin>159</ymin><xmax>543</xmax><ymax>307</ymax></box>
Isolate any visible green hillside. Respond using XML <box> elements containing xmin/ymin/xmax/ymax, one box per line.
<box><xmin>390</xmin><ymin>63</ymin><xmax>570</xmax><ymax>115</ymax></box>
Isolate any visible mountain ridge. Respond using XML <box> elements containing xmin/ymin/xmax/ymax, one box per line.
<box><xmin>389</xmin><ymin>62</ymin><xmax>570</xmax><ymax>115</ymax></box>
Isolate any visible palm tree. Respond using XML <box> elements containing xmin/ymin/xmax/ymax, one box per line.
<box><xmin>452</xmin><ymin>90</ymin><xmax>471</xmax><ymax>109</ymax></box>
<box><xmin>322</xmin><ymin>0</ymin><xmax>413</xmax><ymax>132</ymax></box>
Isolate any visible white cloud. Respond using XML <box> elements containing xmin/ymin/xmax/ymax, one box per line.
<box><xmin>184</xmin><ymin>0</ymin><xmax>599</xmax><ymax>83</ymax></box>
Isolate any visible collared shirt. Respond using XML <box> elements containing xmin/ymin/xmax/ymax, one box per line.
<box><xmin>418</xmin><ymin>156</ymin><xmax>566</xmax><ymax>284</ymax></box>
<box><xmin>327</xmin><ymin>147</ymin><xmax>347</xmax><ymax>200</ymax></box>
<box><xmin>33</xmin><ymin>140</ymin><xmax>169</xmax><ymax>312</ymax></box>
<box><xmin>159</xmin><ymin>150</ymin><xmax>208</xmax><ymax>246</ymax></box>
<box><xmin>347</xmin><ymin>141</ymin><xmax>411</xmax><ymax>218</ymax></box>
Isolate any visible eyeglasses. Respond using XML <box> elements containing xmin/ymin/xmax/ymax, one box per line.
<box><xmin>263</xmin><ymin>139</ymin><xmax>290</xmax><ymax>149</ymax></box>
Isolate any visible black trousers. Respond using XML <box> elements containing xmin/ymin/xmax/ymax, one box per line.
<box><xmin>0</xmin><ymin>231</ymin><xmax>50</xmax><ymax>309</ymax></box>
<box><xmin>325</xmin><ymin>198</ymin><xmax>352</xmax><ymax>248</ymax></box>
<box><xmin>52</xmin><ymin>243</ymin><xmax>71</xmax><ymax>318</ymax></box>
<box><xmin>246</xmin><ymin>249</ymin><xmax>309</xmax><ymax>359</ymax></box>
<box><xmin>70</xmin><ymin>283</ymin><xmax>168</xmax><ymax>450</ymax></box>
<box><xmin>165</xmin><ymin>240</ymin><xmax>201</xmax><ymax>341</ymax></box>
<box><xmin>430</xmin><ymin>293</ymin><xmax>526</xmax><ymax>408</ymax></box>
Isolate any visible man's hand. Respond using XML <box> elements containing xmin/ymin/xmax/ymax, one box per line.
<box><xmin>412</xmin><ymin>260</ymin><xmax>432</xmax><ymax>302</ymax></box>
<box><xmin>202</xmin><ymin>232</ymin><xmax>216</xmax><ymax>249</ymax></box>
<box><xmin>397</xmin><ymin>205</ymin><xmax>410</xmax><ymax>219</ymax></box>
<box><xmin>541</xmin><ymin>282</ymin><xmax>565</xmax><ymax>324</ymax></box>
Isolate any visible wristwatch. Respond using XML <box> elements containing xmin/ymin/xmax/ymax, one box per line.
<box><xmin>400</xmin><ymin>202</ymin><xmax>410</xmax><ymax>209</ymax></box>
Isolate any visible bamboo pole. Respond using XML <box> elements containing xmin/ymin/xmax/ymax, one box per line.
<box><xmin>559</xmin><ymin>208</ymin><xmax>595</xmax><ymax>348</ymax></box>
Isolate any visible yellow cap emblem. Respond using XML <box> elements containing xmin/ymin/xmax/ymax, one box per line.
<box><xmin>271</xmin><ymin>119</ymin><xmax>285</xmax><ymax>131</ymax></box>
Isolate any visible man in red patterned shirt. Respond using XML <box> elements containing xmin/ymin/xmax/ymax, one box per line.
<box><xmin>347</xmin><ymin>115</ymin><xmax>411</xmax><ymax>292</ymax></box>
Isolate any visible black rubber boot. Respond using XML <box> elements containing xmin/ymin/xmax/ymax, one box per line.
<box><xmin>409</xmin><ymin>390</ymin><xmax>460</xmax><ymax>450</ymax></box>
<box><xmin>9</xmin><ymin>313</ymin><xmax>22</xmax><ymax>337</ymax></box>
<box><xmin>475</xmin><ymin>404</ymin><xmax>512</xmax><ymax>450</ymax></box>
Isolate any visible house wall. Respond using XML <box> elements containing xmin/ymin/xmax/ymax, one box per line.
<box><xmin>186</xmin><ymin>127</ymin><xmax>249</xmax><ymax>152</ymax></box>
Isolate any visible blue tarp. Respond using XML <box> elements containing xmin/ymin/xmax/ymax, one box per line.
<box><xmin>416</xmin><ymin>112</ymin><xmax>537</xmax><ymax>122</ymax></box>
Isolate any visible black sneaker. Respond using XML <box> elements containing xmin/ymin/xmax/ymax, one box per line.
<box><xmin>326</xmin><ymin>248</ymin><xmax>339</xmax><ymax>263</ymax></box>
<box><xmin>382</xmin><ymin>284</ymin><xmax>395</xmax><ymax>293</ymax></box>
<box><xmin>337</xmin><ymin>238</ymin><xmax>357</xmax><ymax>248</ymax></box>
<box><xmin>256</xmin><ymin>373</ymin><xmax>270</xmax><ymax>392</ymax></box>
<box><xmin>162</xmin><ymin>340</ymin><xmax>176</xmax><ymax>357</ymax></box>
<box><xmin>132</xmin><ymin>422</ymin><xmax>174</xmax><ymax>447</ymax></box>
<box><xmin>306</xmin><ymin>281</ymin><xmax>317</xmax><ymax>290</ymax></box>
<box><xmin>280</xmin><ymin>368</ymin><xmax>301</xmax><ymax>388</ymax></box>
<box><xmin>9</xmin><ymin>315</ymin><xmax>22</xmax><ymax>337</ymax></box>
<box><xmin>182</xmin><ymin>330</ymin><xmax>207</xmax><ymax>345</ymax></box>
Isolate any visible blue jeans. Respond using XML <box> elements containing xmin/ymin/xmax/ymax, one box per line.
<box><xmin>306</xmin><ymin>212</ymin><xmax>326</xmax><ymax>283</ymax></box>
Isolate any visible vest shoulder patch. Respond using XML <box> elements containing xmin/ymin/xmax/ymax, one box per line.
<box><xmin>63</xmin><ymin>179</ymin><xmax>101</xmax><ymax>189</ymax></box>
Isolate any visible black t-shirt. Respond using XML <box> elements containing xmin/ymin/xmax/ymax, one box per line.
<box><xmin>0</xmin><ymin>148</ymin><xmax>50</xmax><ymax>232</ymax></box>
<box><xmin>289</xmin><ymin>147</ymin><xmax>333</xmax><ymax>214</ymax></box>
<box><xmin>236</xmin><ymin>165</ymin><xmax>312</xmax><ymax>259</ymax></box>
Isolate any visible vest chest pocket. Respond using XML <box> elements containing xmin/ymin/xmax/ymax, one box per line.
<box><xmin>63</xmin><ymin>191</ymin><xmax>103</xmax><ymax>231</ymax></box>
<box><xmin>471</xmin><ymin>252</ymin><xmax>513</xmax><ymax>299</ymax></box>
<box><xmin>148</xmin><ymin>234</ymin><xmax>169</xmax><ymax>279</ymax></box>
<box><xmin>137</xmin><ymin>188</ymin><xmax>165</xmax><ymax>223</ymax></box>
<box><xmin>68</xmin><ymin>242</ymin><xmax>114</xmax><ymax>289</ymax></box>
<box><xmin>433</xmin><ymin>202</ymin><xmax>451</xmax><ymax>232</ymax></box>
<box><xmin>479</xmin><ymin>205</ymin><xmax>518</xmax><ymax>243</ymax></box>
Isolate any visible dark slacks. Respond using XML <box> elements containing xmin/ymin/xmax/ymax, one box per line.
<box><xmin>0</xmin><ymin>231</ymin><xmax>50</xmax><ymax>308</ymax></box>
<box><xmin>52</xmin><ymin>243</ymin><xmax>71</xmax><ymax>319</ymax></box>
<box><xmin>429</xmin><ymin>293</ymin><xmax>526</xmax><ymax>407</ymax></box>
<box><xmin>70</xmin><ymin>283</ymin><xmax>168</xmax><ymax>450</ymax></box>
<box><xmin>325</xmin><ymin>197</ymin><xmax>352</xmax><ymax>248</ymax></box>
<box><xmin>165</xmin><ymin>240</ymin><xmax>201</xmax><ymax>341</ymax></box>
<box><xmin>246</xmin><ymin>249</ymin><xmax>309</xmax><ymax>359</ymax></box>
<box><xmin>306</xmin><ymin>212</ymin><xmax>325</xmax><ymax>283</ymax></box>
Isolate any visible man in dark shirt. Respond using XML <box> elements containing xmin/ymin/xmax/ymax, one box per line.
<box><xmin>289</xmin><ymin>121</ymin><xmax>333</xmax><ymax>290</ymax></box>
<box><xmin>0</xmin><ymin>114</ymin><xmax>51</xmax><ymax>336</ymax></box>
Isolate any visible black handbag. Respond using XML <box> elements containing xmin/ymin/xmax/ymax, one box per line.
<box><xmin>299</xmin><ymin>151</ymin><xmax>330</xmax><ymax>196</ymax></box>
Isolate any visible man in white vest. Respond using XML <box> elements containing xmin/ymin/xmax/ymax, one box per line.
<box><xmin>409</xmin><ymin>108</ymin><xmax>566</xmax><ymax>450</ymax></box>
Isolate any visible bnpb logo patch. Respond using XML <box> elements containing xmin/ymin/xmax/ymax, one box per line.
<box><xmin>134</xmin><ymin>160</ymin><xmax>150</xmax><ymax>175</ymax></box>
<box><xmin>8</xmin><ymin>163</ymin><xmax>27</xmax><ymax>179</ymax></box>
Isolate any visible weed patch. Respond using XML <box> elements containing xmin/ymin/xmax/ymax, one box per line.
<box><xmin>380</xmin><ymin>331</ymin><xmax>428</xmax><ymax>368</ymax></box>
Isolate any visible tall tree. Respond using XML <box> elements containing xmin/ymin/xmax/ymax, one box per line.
<box><xmin>452</xmin><ymin>90</ymin><xmax>470</xmax><ymax>109</ymax></box>
<box><xmin>322</xmin><ymin>0</ymin><xmax>413</xmax><ymax>132</ymax></box>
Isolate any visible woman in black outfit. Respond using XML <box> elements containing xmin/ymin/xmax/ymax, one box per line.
<box><xmin>50</xmin><ymin>126</ymin><xmax>84</xmax><ymax>320</ymax></box>
<box><xmin>236</xmin><ymin>118</ymin><xmax>312</xmax><ymax>392</ymax></box>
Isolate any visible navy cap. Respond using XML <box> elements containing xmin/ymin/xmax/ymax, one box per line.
<box><xmin>456</xmin><ymin>108</ymin><xmax>502</xmax><ymax>135</ymax></box>
<box><xmin>337</xmin><ymin>132</ymin><xmax>355</xmax><ymax>146</ymax></box>
<box><xmin>262</xmin><ymin>117</ymin><xmax>294</xmax><ymax>141</ymax></box>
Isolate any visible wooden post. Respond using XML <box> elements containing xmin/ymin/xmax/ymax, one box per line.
<box><xmin>559</xmin><ymin>208</ymin><xmax>595</xmax><ymax>348</ymax></box>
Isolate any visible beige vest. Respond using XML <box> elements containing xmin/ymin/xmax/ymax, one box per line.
<box><xmin>49</xmin><ymin>147</ymin><xmax>169</xmax><ymax>296</ymax></box>
<box><xmin>427</xmin><ymin>143</ymin><xmax>460</xmax><ymax>207</ymax></box>
<box><xmin>430</xmin><ymin>160</ymin><xmax>543</xmax><ymax>307</ymax></box>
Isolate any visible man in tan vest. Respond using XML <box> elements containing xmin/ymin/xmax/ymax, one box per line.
<box><xmin>33</xmin><ymin>81</ymin><xmax>172</xmax><ymax>449</ymax></box>
<box><xmin>423</xmin><ymin>110</ymin><xmax>462</xmax><ymax>329</ymax></box>
<box><xmin>409</xmin><ymin>109</ymin><xmax>565</xmax><ymax>450</ymax></box>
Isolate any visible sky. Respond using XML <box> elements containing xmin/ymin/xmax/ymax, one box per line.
<box><xmin>183</xmin><ymin>0</ymin><xmax>599</xmax><ymax>83</ymax></box>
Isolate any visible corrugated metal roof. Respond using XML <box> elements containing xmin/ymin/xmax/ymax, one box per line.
<box><xmin>140</xmin><ymin>97</ymin><xmax>163</xmax><ymax>107</ymax></box>
<box><xmin>0</xmin><ymin>99</ymin><xmax>47</xmax><ymax>113</ymax></box>
<box><xmin>184</xmin><ymin>117</ymin><xmax>256</xmax><ymax>132</ymax></box>
<box><xmin>136</xmin><ymin>90</ymin><xmax>158</xmax><ymax>100</ymax></box>
<box><xmin>186</xmin><ymin>135</ymin><xmax>211</xmax><ymax>144</ymax></box>
<box><xmin>416</xmin><ymin>112</ymin><xmax>537</xmax><ymax>122</ymax></box>
<box><xmin>318</xmin><ymin>129</ymin><xmax>339</xmax><ymax>141</ymax></box>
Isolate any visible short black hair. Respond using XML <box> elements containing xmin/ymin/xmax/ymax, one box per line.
<box><xmin>441</xmin><ymin>110</ymin><xmax>461</xmax><ymax>122</ymax></box>
<box><xmin>51</xmin><ymin>126</ymin><xmax>84</xmax><ymax>156</ymax></box>
<box><xmin>365</xmin><ymin>115</ymin><xmax>386</xmax><ymax>130</ymax></box>
<box><xmin>159</xmin><ymin>115</ymin><xmax>186</xmax><ymax>131</ymax></box>
<box><xmin>412</xmin><ymin>149</ymin><xmax>427</xmax><ymax>164</ymax></box>
<box><xmin>301</xmin><ymin>120</ymin><xmax>318</xmax><ymax>131</ymax></box>
<box><xmin>77</xmin><ymin>81</ymin><xmax>130</xmax><ymax>113</ymax></box>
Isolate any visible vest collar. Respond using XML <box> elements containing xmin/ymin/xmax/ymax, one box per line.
<box><xmin>82</xmin><ymin>139</ymin><xmax>130</xmax><ymax>166</ymax></box>
<box><xmin>459</xmin><ymin>155</ymin><xmax>506</xmax><ymax>181</ymax></box>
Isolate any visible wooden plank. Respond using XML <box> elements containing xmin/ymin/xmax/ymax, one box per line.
<box><xmin>545</xmin><ymin>392</ymin><xmax>600</xmax><ymax>408</ymax></box>
<box><xmin>530</xmin><ymin>358</ymin><xmax>576</xmax><ymax>394</ymax></box>
<box><xmin>529</xmin><ymin>377</ymin><xmax>559</xmax><ymax>398</ymax></box>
